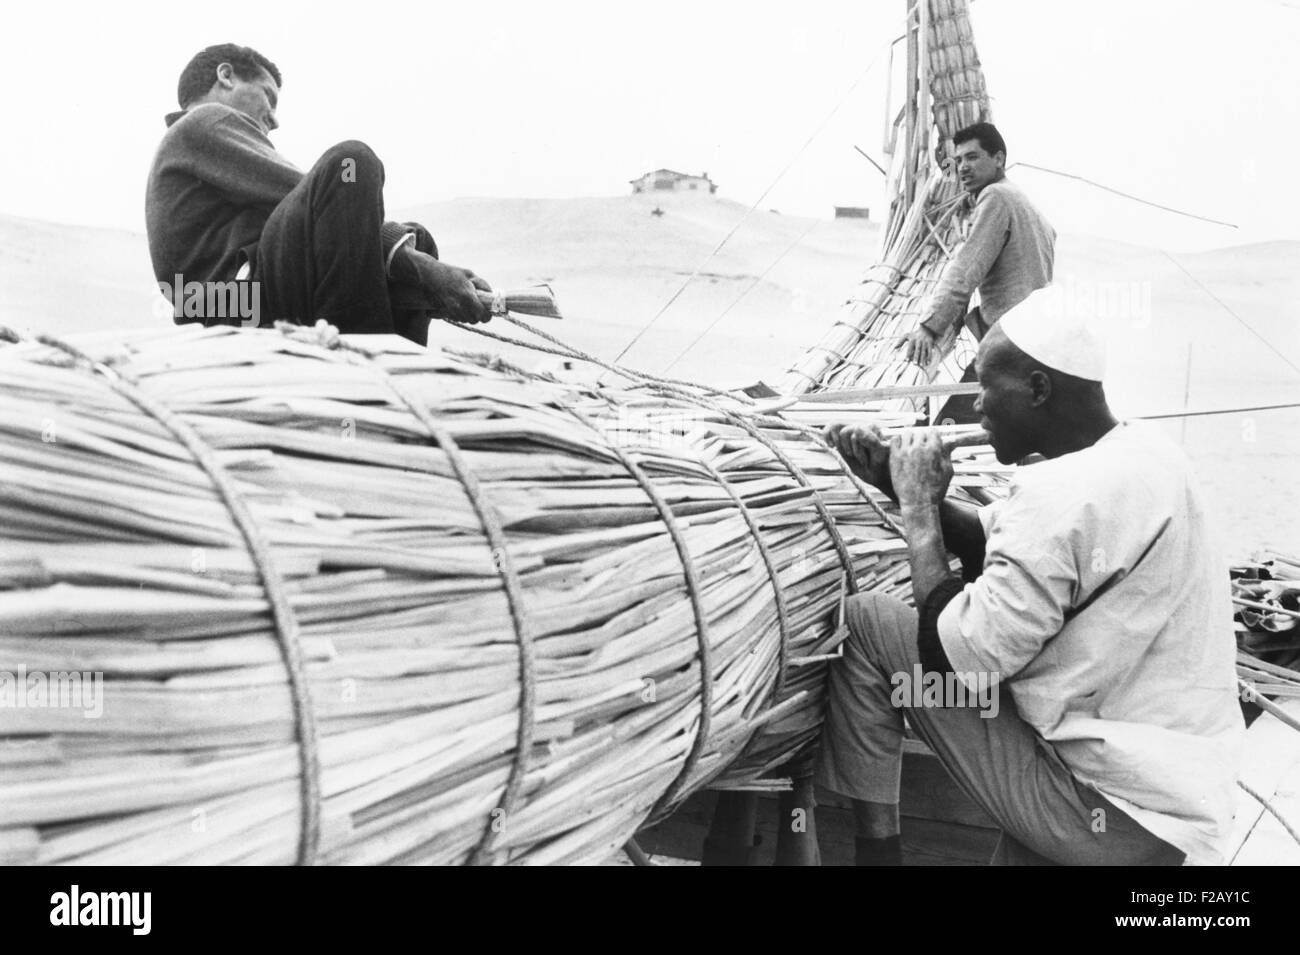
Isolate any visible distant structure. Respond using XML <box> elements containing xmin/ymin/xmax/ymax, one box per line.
<box><xmin>834</xmin><ymin>206</ymin><xmax>871</xmax><ymax>220</ymax></box>
<box><xmin>630</xmin><ymin>169</ymin><xmax>718</xmax><ymax>195</ymax></box>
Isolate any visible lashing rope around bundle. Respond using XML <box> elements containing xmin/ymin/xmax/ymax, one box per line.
<box><xmin>694</xmin><ymin>455</ymin><xmax>794</xmax><ymax>706</ymax></box>
<box><xmin>283</xmin><ymin>318</ymin><xmax>889</xmax><ymax>844</ymax></box>
<box><xmin>329</xmin><ymin>338</ymin><xmax>537</xmax><ymax>867</ymax></box>
<box><xmin>453</xmin><ymin>313</ymin><xmax>906</xmax><ymax>539</ymax></box>
<box><xmin>289</xmin><ymin>322</ymin><xmax>815</xmax><ymax>848</ymax></box>
<box><xmin>445</xmin><ymin>314</ymin><xmax>908</xmax><ymax>679</ymax></box>
<box><xmin>531</xmin><ymin>327</ymin><xmax>911</xmax><ymax>726</ymax></box>
<box><xmin>563</xmin><ymin>405</ymin><xmax>715</xmax><ymax>820</ymax></box>
<box><xmin>588</xmin><ymin>391</ymin><xmax>793</xmax><ymax>711</ymax></box>
<box><xmin>501</xmin><ymin>314</ymin><xmax>872</xmax><ymax>588</ymax></box>
<box><xmin>24</xmin><ymin>330</ymin><xmax>324</xmax><ymax>866</ymax></box>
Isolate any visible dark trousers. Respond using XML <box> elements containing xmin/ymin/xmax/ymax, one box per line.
<box><xmin>934</xmin><ymin>306</ymin><xmax>987</xmax><ymax>425</ymax></box>
<box><xmin>936</xmin><ymin>361</ymin><xmax>982</xmax><ymax>425</ymax></box>
<box><xmin>253</xmin><ymin>140</ymin><xmax>438</xmax><ymax>343</ymax></box>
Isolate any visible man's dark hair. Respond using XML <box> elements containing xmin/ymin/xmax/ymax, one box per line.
<box><xmin>953</xmin><ymin>121</ymin><xmax>1006</xmax><ymax>160</ymax></box>
<box><xmin>177</xmin><ymin>44</ymin><xmax>281</xmax><ymax>109</ymax></box>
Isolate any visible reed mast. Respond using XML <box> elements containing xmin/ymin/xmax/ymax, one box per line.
<box><xmin>780</xmin><ymin>0</ymin><xmax>991</xmax><ymax>404</ymax></box>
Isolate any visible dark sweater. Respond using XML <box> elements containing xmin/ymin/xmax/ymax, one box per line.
<box><xmin>145</xmin><ymin>103</ymin><xmax>409</xmax><ymax>306</ymax></box>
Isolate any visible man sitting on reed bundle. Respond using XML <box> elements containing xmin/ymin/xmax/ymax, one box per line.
<box><xmin>146</xmin><ymin>43</ymin><xmax>491</xmax><ymax>343</ymax></box>
<box><xmin>821</xmin><ymin>289</ymin><xmax>1244</xmax><ymax>865</ymax></box>
<box><xmin>904</xmin><ymin>122</ymin><xmax>1055</xmax><ymax>423</ymax></box>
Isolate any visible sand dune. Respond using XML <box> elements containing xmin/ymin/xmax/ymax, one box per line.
<box><xmin>0</xmin><ymin>214</ymin><xmax>161</xmax><ymax>338</ymax></box>
<box><xmin>402</xmin><ymin>194</ymin><xmax>886</xmax><ymax>386</ymax></box>
<box><xmin>2</xmin><ymin>195</ymin><xmax>1297</xmax><ymax>552</ymax></box>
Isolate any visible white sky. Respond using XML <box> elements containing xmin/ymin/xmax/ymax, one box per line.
<box><xmin>1</xmin><ymin>0</ymin><xmax>1296</xmax><ymax>250</ymax></box>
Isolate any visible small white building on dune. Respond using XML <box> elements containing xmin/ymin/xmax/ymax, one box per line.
<box><xmin>630</xmin><ymin>169</ymin><xmax>718</xmax><ymax>195</ymax></box>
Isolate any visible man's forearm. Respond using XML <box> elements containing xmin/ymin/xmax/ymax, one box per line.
<box><xmin>904</xmin><ymin>501</ymin><xmax>966</xmax><ymax>679</ymax></box>
<box><xmin>388</xmin><ymin>242</ymin><xmax>425</xmax><ymax>287</ymax></box>
<box><xmin>940</xmin><ymin>499</ymin><xmax>986</xmax><ymax>580</ymax></box>
<box><xmin>889</xmin><ymin>431</ymin><xmax>973</xmax><ymax>678</ymax></box>
<box><xmin>920</xmin><ymin>292</ymin><xmax>969</xmax><ymax>338</ymax></box>
<box><xmin>920</xmin><ymin>259</ymin><xmax>975</xmax><ymax>336</ymax></box>
<box><xmin>875</xmin><ymin>481</ymin><xmax>985</xmax><ymax>576</ymax></box>
<box><xmin>901</xmin><ymin>503</ymin><xmax>953</xmax><ymax>609</ymax></box>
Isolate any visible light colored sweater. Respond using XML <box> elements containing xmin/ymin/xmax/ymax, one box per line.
<box><xmin>921</xmin><ymin>177</ymin><xmax>1056</xmax><ymax>337</ymax></box>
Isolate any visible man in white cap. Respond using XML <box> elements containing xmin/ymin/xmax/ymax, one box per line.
<box><xmin>817</xmin><ymin>289</ymin><xmax>1244</xmax><ymax>865</ymax></box>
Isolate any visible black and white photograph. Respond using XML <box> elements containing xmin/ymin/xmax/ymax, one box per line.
<box><xmin>0</xmin><ymin>0</ymin><xmax>1295</xmax><ymax>926</ymax></box>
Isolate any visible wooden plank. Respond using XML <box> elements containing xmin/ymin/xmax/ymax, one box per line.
<box><xmin>1227</xmin><ymin>699</ymin><xmax>1300</xmax><ymax>864</ymax></box>
<box><xmin>794</xmin><ymin>382</ymin><xmax>981</xmax><ymax>403</ymax></box>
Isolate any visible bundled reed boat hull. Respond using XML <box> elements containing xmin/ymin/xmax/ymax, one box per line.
<box><xmin>0</xmin><ymin>324</ymin><xmax>1001</xmax><ymax>865</ymax></box>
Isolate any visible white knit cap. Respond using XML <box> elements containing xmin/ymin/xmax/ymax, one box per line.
<box><xmin>997</xmin><ymin>286</ymin><xmax>1107</xmax><ymax>382</ymax></box>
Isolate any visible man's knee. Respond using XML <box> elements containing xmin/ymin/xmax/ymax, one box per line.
<box><xmin>315</xmin><ymin>140</ymin><xmax>383</xmax><ymax>182</ymax></box>
<box><xmin>843</xmin><ymin>592</ymin><xmax>917</xmax><ymax>667</ymax></box>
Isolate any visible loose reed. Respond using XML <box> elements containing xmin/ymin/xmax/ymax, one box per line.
<box><xmin>479</xmin><ymin>286</ymin><xmax>562</xmax><ymax>320</ymax></box>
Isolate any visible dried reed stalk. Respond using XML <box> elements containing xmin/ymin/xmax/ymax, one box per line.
<box><xmin>0</xmin><ymin>323</ymin><xmax>1005</xmax><ymax>865</ymax></box>
<box><xmin>479</xmin><ymin>286</ymin><xmax>562</xmax><ymax>320</ymax></box>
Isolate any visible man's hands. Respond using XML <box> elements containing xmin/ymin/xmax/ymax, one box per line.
<box><xmin>825</xmin><ymin>422</ymin><xmax>955</xmax><ymax>508</ymax></box>
<box><xmin>419</xmin><ymin>255</ymin><xmax>493</xmax><ymax>324</ymax></box>
<box><xmin>396</xmin><ymin>247</ymin><xmax>493</xmax><ymax>324</ymax></box>
<box><xmin>823</xmin><ymin>423</ymin><xmax>894</xmax><ymax>499</ymax></box>
<box><xmin>889</xmin><ymin>429</ymin><xmax>953</xmax><ymax>508</ymax></box>
<box><xmin>903</xmin><ymin>326</ymin><xmax>938</xmax><ymax>367</ymax></box>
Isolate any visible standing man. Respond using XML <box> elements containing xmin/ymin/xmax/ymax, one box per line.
<box><xmin>904</xmin><ymin>122</ymin><xmax>1055</xmax><ymax>423</ymax></box>
<box><xmin>146</xmin><ymin>43</ymin><xmax>491</xmax><ymax>343</ymax></box>
<box><xmin>821</xmin><ymin>291</ymin><xmax>1243</xmax><ymax>865</ymax></box>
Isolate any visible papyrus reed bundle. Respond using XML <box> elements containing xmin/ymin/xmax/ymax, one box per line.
<box><xmin>0</xmin><ymin>323</ymin><xmax>1002</xmax><ymax>865</ymax></box>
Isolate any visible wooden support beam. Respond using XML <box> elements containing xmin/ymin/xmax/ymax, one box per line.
<box><xmin>794</xmin><ymin>381</ymin><xmax>981</xmax><ymax>403</ymax></box>
<box><xmin>774</xmin><ymin>776</ymin><xmax>821</xmax><ymax>865</ymax></box>
<box><xmin>915</xmin><ymin>0</ymin><xmax>932</xmax><ymax>184</ymax></box>
<box><xmin>902</xmin><ymin>0</ymin><xmax>919</xmax><ymax>208</ymax></box>
<box><xmin>701</xmin><ymin>790</ymin><xmax>760</xmax><ymax>866</ymax></box>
